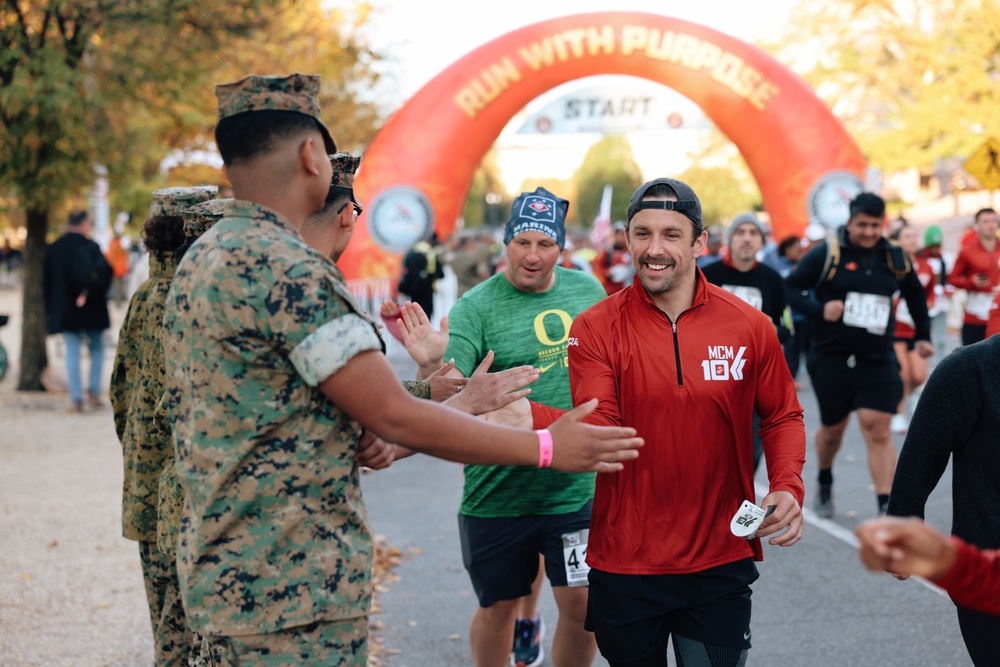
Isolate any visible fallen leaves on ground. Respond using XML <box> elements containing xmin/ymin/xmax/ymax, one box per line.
<box><xmin>367</xmin><ymin>533</ymin><xmax>411</xmax><ymax>667</ymax></box>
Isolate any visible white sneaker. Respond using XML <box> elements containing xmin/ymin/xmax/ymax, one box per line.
<box><xmin>891</xmin><ymin>414</ymin><xmax>908</xmax><ymax>434</ymax></box>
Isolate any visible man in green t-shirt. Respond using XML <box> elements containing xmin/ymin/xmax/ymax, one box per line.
<box><xmin>402</xmin><ymin>187</ymin><xmax>608</xmax><ymax>667</ymax></box>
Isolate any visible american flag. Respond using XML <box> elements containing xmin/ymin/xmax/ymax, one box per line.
<box><xmin>589</xmin><ymin>184</ymin><xmax>613</xmax><ymax>249</ymax></box>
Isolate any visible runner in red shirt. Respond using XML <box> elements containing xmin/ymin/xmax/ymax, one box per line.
<box><xmin>948</xmin><ymin>208</ymin><xmax>1000</xmax><ymax>345</ymax></box>
<box><xmin>531</xmin><ymin>178</ymin><xmax>804</xmax><ymax>666</ymax></box>
<box><xmin>890</xmin><ymin>225</ymin><xmax>936</xmax><ymax>434</ymax></box>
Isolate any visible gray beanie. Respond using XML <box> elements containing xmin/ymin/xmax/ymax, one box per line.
<box><xmin>727</xmin><ymin>212</ymin><xmax>767</xmax><ymax>246</ymax></box>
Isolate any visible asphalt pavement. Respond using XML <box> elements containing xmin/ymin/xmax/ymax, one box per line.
<box><xmin>363</xmin><ymin>334</ymin><xmax>974</xmax><ymax>667</ymax></box>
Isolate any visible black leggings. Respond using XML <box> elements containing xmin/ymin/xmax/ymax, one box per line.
<box><xmin>610</xmin><ymin>636</ymin><xmax>748</xmax><ymax>667</ymax></box>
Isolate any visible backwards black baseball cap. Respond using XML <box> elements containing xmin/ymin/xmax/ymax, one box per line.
<box><xmin>626</xmin><ymin>178</ymin><xmax>703</xmax><ymax>232</ymax></box>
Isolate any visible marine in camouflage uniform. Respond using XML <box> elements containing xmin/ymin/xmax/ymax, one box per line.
<box><xmin>156</xmin><ymin>198</ymin><xmax>231</xmax><ymax>559</ymax></box>
<box><xmin>161</xmin><ymin>75</ymin><xmax>382</xmax><ymax>666</ymax></box>
<box><xmin>110</xmin><ymin>185</ymin><xmax>217</xmax><ymax>667</ymax></box>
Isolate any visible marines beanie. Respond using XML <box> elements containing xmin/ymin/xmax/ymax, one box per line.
<box><xmin>503</xmin><ymin>187</ymin><xmax>569</xmax><ymax>250</ymax></box>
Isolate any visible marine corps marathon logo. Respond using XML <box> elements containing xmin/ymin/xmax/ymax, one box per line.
<box><xmin>700</xmin><ymin>345</ymin><xmax>747</xmax><ymax>381</ymax></box>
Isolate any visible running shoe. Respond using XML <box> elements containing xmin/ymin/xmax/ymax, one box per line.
<box><xmin>890</xmin><ymin>414</ymin><xmax>908</xmax><ymax>435</ymax></box>
<box><xmin>814</xmin><ymin>486</ymin><xmax>834</xmax><ymax>519</ymax></box>
<box><xmin>511</xmin><ymin>615</ymin><xmax>545</xmax><ymax>667</ymax></box>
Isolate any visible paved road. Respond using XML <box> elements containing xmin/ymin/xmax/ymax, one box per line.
<box><xmin>364</xmin><ymin>339</ymin><xmax>974</xmax><ymax>666</ymax></box>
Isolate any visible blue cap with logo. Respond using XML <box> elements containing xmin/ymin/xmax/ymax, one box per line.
<box><xmin>503</xmin><ymin>187</ymin><xmax>569</xmax><ymax>250</ymax></box>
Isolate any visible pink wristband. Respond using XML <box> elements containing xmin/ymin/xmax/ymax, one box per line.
<box><xmin>536</xmin><ymin>429</ymin><xmax>553</xmax><ymax>468</ymax></box>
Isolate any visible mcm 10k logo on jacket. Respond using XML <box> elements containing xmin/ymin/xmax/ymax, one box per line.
<box><xmin>701</xmin><ymin>345</ymin><xmax>747</xmax><ymax>381</ymax></box>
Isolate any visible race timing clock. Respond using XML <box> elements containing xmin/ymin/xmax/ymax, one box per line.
<box><xmin>807</xmin><ymin>171</ymin><xmax>864</xmax><ymax>230</ymax></box>
<box><xmin>367</xmin><ymin>186</ymin><xmax>435</xmax><ymax>253</ymax></box>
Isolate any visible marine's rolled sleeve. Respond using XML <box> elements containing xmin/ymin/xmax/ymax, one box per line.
<box><xmin>290</xmin><ymin>313</ymin><xmax>382</xmax><ymax>386</ymax></box>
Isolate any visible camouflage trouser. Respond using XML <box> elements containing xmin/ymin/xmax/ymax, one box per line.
<box><xmin>157</xmin><ymin>461</ymin><xmax>184</xmax><ymax>557</ymax></box>
<box><xmin>194</xmin><ymin>617</ymin><xmax>368</xmax><ymax>667</ymax></box>
<box><xmin>138</xmin><ymin>541</ymin><xmax>202</xmax><ymax>667</ymax></box>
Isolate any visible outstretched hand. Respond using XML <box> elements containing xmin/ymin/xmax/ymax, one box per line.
<box><xmin>447</xmin><ymin>350</ymin><xmax>539</xmax><ymax>415</ymax></box>
<box><xmin>855</xmin><ymin>517</ymin><xmax>957</xmax><ymax>580</ymax></box>
<box><xmin>548</xmin><ymin>399</ymin><xmax>643</xmax><ymax>474</ymax></box>
<box><xmin>399</xmin><ymin>302</ymin><xmax>449</xmax><ymax>370</ymax></box>
<box><xmin>427</xmin><ymin>359</ymin><xmax>467</xmax><ymax>402</ymax></box>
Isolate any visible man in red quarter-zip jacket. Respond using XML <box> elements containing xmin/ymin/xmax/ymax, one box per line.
<box><xmin>530</xmin><ymin>178</ymin><xmax>805</xmax><ymax>667</ymax></box>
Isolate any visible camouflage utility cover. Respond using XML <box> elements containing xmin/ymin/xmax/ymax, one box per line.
<box><xmin>329</xmin><ymin>151</ymin><xmax>360</xmax><ymax>189</ymax></box>
<box><xmin>150</xmin><ymin>186</ymin><xmax>216</xmax><ymax>218</ymax></box>
<box><xmin>111</xmin><ymin>252</ymin><xmax>178</xmax><ymax>541</ymax></box>
<box><xmin>162</xmin><ymin>199</ymin><xmax>385</xmax><ymax>635</ymax></box>
<box><xmin>182</xmin><ymin>198</ymin><xmax>231</xmax><ymax>239</ymax></box>
<box><xmin>216</xmin><ymin>73</ymin><xmax>337</xmax><ymax>153</ymax></box>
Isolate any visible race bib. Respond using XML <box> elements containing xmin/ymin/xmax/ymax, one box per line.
<box><xmin>562</xmin><ymin>529</ymin><xmax>590</xmax><ymax>588</ymax></box>
<box><xmin>843</xmin><ymin>292</ymin><xmax>891</xmax><ymax>334</ymax></box>
<box><xmin>723</xmin><ymin>284</ymin><xmax>764</xmax><ymax>311</ymax></box>
<box><xmin>966</xmin><ymin>291</ymin><xmax>995</xmax><ymax>321</ymax></box>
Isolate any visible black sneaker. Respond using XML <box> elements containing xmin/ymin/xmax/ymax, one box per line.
<box><xmin>511</xmin><ymin>615</ymin><xmax>545</xmax><ymax>667</ymax></box>
<box><xmin>814</xmin><ymin>484</ymin><xmax>834</xmax><ymax>519</ymax></box>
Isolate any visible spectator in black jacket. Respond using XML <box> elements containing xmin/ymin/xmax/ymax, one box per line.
<box><xmin>43</xmin><ymin>210</ymin><xmax>112</xmax><ymax>413</ymax></box>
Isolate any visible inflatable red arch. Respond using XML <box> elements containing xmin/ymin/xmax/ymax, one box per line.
<box><xmin>340</xmin><ymin>11</ymin><xmax>865</xmax><ymax>285</ymax></box>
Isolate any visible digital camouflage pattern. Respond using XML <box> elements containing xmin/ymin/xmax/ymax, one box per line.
<box><xmin>182</xmin><ymin>198</ymin><xmax>231</xmax><ymax>238</ymax></box>
<box><xmin>139</xmin><ymin>541</ymin><xmax>202</xmax><ymax>667</ymax></box>
<box><xmin>215</xmin><ymin>73</ymin><xmax>336</xmax><ymax>153</ymax></box>
<box><xmin>157</xmin><ymin>197</ymin><xmax>229</xmax><ymax>557</ymax></box>
<box><xmin>162</xmin><ymin>199</ymin><xmax>386</xmax><ymax>636</ymax></box>
<box><xmin>193</xmin><ymin>617</ymin><xmax>368</xmax><ymax>667</ymax></box>
<box><xmin>111</xmin><ymin>251</ymin><xmax>178</xmax><ymax>541</ymax></box>
<box><xmin>329</xmin><ymin>151</ymin><xmax>360</xmax><ymax>190</ymax></box>
<box><xmin>149</xmin><ymin>186</ymin><xmax>217</xmax><ymax>218</ymax></box>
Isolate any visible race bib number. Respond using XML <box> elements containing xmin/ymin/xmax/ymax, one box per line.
<box><xmin>723</xmin><ymin>284</ymin><xmax>763</xmax><ymax>311</ymax></box>
<box><xmin>843</xmin><ymin>292</ymin><xmax>891</xmax><ymax>334</ymax></box>
<box><xmin>965</xmin><ymin>291</ymin><xmax>995</xmax><ymax>321</ymax></box>
<box><xmin>562</xmin><ymin>529</ymin><xmax>590</xmax><ymax>588</ymax></box>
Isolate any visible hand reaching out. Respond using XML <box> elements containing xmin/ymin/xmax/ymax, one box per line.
<box><xmin>447</xmin><ymin>350</ymin><xmax>539</xmax><ymax>414</ymax></box>
<box><xmin>427</xmin><ymin>359</ymin><xmax>468</xmax><ymax>402</ymax></box>
<box><xmin>399</xmin><ymin>302</ymin><xmax>449</xmax><ymax>370</ymax></box>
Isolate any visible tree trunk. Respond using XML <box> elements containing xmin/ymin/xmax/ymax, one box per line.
<box><xmin>17</xmin><ymin>208</ymin><xmax>50</xmax><ymax>391</ymax></box>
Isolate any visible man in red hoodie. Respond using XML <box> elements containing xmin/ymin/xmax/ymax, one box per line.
<box><xmin>531</xmin><ymin>178</ymin><xmax>805</xmax><ymax>666</ymax></box>
<box><xmin>949</xmin><ymin>207</ymin><xmax>999</xmax><ymax>345</ymax></box>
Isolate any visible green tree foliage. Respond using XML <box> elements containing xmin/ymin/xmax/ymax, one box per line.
<box><xmin>678</xmin><ymin>129</ymin><xmax>761</xmax><ymax>227</ymax></box>
<box><xmin>767</xmin><ymin>0</ymin><xmax>1000</xmax><ymax>172</ymax></box>
<box><xmin>0</xmin><ymin>0</ymin><xmax>388</xmax><ymax>390</ymax></box>
<box><xmin>573</xmin><ymin>137</ymin><xmax>643</xmax><ymax>227</ymax></box>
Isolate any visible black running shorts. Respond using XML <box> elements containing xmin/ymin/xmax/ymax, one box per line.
<box><xmin>585</xmin><ymin>559</ymin><xmax>759</xmax><ymax>663</ymax></box>
<box><xmin>458</xmin><ymin>500</ymin><xmax>592</xmax><ymax>608</ymax></box>
<box><xmin>807</xmin><ymin>352</ymin><xmax>902</xmax><ymax>425</ymax></box>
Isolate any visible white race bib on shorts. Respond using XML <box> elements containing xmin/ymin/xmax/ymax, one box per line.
<box><xmin>562</xmin><ymin>529</ymin><xmax>590</xmax><ymax>588</ymax></box>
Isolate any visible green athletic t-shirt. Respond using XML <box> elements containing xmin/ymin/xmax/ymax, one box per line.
<box><xmin>446</xmin><ymin>266</ymin><xmax>607</xmax><ymax>517</ymax></box>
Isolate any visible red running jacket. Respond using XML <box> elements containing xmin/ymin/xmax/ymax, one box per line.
<box><xmin>533</xmin><ymin>272</ymin><xmax>805</xmax><ymax>574</ymax></box>
<box><xmin>935</xmin><ymin>537</ymin><xmax>1000</xmax><ymax>616</ymax></box>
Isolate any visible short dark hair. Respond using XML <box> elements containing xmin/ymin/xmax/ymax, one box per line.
<box><xmin>848</xmin><ymin>192</ymin><xmax>885</xmax><ymax>220</ymax></box>
<box><xmin>304</xmin><ymin>188</ymin><xmax>352</xmax><ymax>230</ymax></box>
<box><xmin>142</xmin><ymin>215</ymin><xmax>185</xmax><ymax>258</ymax></box>
<box><xmin>777</xmin><ymin>235</ymin><xmax>801</xmax><ymax>257</ymax></box>
<box><xmin>975</xmin><ymin>207</ymin><xmax>997</xmax><ymax>222</ymax></box>
<box><xmin>68</xmin><ymin>210</ymin><xmax>89</xmax><ymax>227</ymax></box>
<box><xmin>215</xmin><ymin>110</ymin><xmax>324</xmax><ymax>166</ymax></box>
